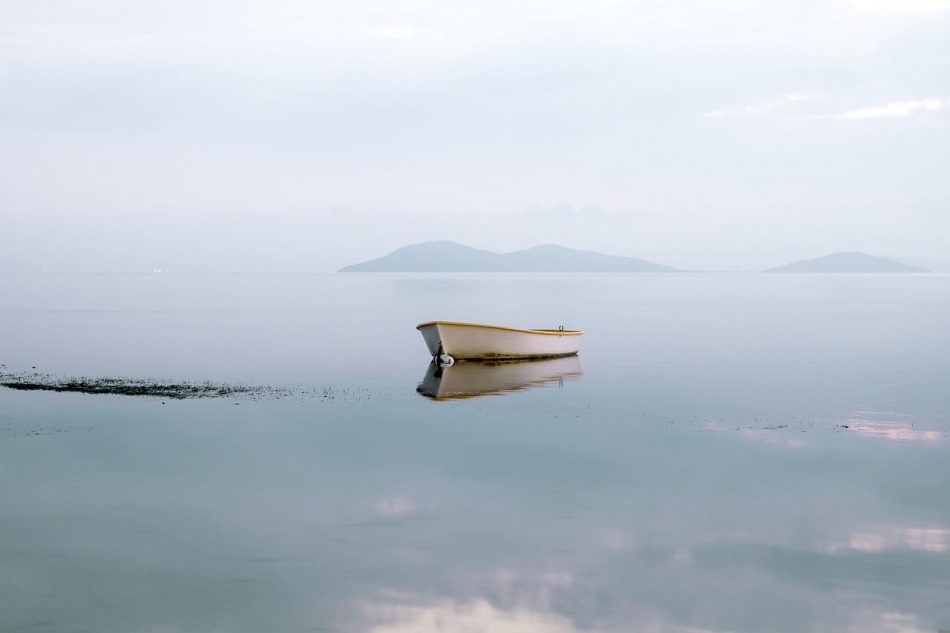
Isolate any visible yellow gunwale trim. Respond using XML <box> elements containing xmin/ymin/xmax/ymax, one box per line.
<box><xmin>416</xmin><ymin>320</ymin><xmax>584</xmax><ymax>336</ymax></box>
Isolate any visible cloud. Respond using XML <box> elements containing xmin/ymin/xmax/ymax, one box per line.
<box><xmin>524</xmin><ymin>203</ymin><xmax>625</xmax><ymax>223</ymax></box>
<box><xmin>367</xmin><ymin>26</ymin><xmax>419</xmax><ymax>39</ymax></box>
<box><xmin>366</xmin><ymin>26</ymin><xmax>443</xmax><ymax>40</ymax></box>
<box><xmin>703</xmin><ymin>93</ymin><xmax>811</xmax><ymax>118</ymax></box>
<box><xmin>825</xmin><ymin>98</ymin><xmax>950</xmax><ymax>119</ymax></box>
<box><xmin>852</xmin><ymin>0</ymin><xmax>950</xmax><ymax>12</ymax></box>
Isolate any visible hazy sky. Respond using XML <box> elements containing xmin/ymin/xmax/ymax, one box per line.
<box><xmin>2</xmin><ymin>0</ymin><xmax>948</xmax><ymax>271</ymax></box>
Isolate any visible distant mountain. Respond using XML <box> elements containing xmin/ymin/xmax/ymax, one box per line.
<box><xmin>766</xmin><ymin>252</ymin><xmax>930</xmax><ymax>273</ymax></box>
<box><xmin>492</xmin><ymin>244</ymin><xmax>676</xmax><ymax>272</ymax></box>
<box><xmin>899</xmin><ymin>257</ymin><xmax>950</xmax><ymax>273</ymax></box>
<box><xmin>339</xmin><ymin>241</ymin><xmax>676</xmax><ymax>272</ymax></box>
<box><xmin>341</xmin><ymin>241</ymin><xmax>498</xmax><ymax>272</ymax></box>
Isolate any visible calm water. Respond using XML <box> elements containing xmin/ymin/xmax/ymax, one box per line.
<box><xmin>1</xmin><ymin>273</ymin><xmax>949</xmax><ymax>633</ymax></box>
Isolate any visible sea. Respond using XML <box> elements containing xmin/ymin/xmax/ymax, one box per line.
<box><xmin>1</xmin><ymin>272</ymin><xmax>948</xmax><ymax>633</ymax></box>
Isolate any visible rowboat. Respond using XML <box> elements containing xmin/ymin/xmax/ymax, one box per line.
<box><xmin>417</xmin><ymin>355</ymin><xmax>583</xmax><ymax>400</ymax></box>
<box><xmin>416</xmin><ymin>320</ymin><xmax>583</xmax><ymax>363</ymax></box>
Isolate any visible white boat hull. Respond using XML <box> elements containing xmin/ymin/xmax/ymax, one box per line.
<box><xmin>416</xmin><ymin>321</ymin><xmax>583</xmax><ymax>361</ymax></box>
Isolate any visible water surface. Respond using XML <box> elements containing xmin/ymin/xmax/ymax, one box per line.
<box><xmin>1</xmin><ymin>273</ymin><xmax>948</xmax><ymax>632</ymax></box>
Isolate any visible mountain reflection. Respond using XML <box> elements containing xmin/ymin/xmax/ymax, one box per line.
<box><xmin>416</xmin><ymin>356</ymin><xmax>583</xmax><ymax>400</ymax></box>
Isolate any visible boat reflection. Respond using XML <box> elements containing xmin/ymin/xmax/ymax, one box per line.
<box><xmin>416</xmin><ymin>355</ymin><xmax>583</xmax><ymax>400</ymax></box>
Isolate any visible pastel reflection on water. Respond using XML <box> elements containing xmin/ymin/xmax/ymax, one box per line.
<box><xmin>842</xmin><ymin>414</ymin><xmax>944</xmax><ymax>443</ymax></box>
<box><xmin>828</xmin><ymin>526</ymin><xmax>950</xmax><ymax>554</ymax></box>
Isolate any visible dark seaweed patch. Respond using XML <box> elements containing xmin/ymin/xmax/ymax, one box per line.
<box><xmin>0</xmin><ymin>371</ymin><xmax>387</xmax><ymax>403</ymax></box>
<box><xmin>0</xmin><ymin>373</ymin><xmax>286</xmax><ymax>400</ymax></box>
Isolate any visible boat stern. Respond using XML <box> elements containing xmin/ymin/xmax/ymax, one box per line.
<box><xmin>416</xmin><ymin>322</ymin><xmax>442</xmax><ymax>357</ymax></box>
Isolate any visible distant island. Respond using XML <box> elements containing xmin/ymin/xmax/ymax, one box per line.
<box><xmin>340</xmin><ymin>241</ymin><xmax>677</xmax><ymax>272</ymax></box>
<box><xmin>766</xmin><ymin>252</ymin><xmax>929</xmax><ymax>273</ymax></box>
<box><xmin>340</xmin><ymin>243</ymin><xmax>933</xmax><ymax>274</ymax></box>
